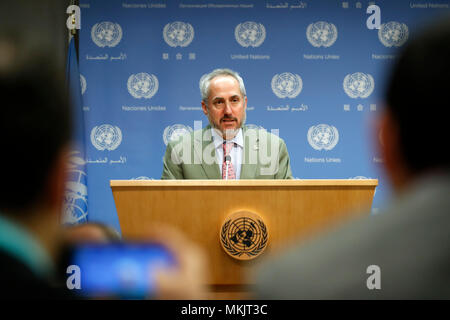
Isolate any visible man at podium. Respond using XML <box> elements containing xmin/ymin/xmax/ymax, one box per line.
<box><xmin>162</xmin><ymin>68</ymin><xmax>293</xmax><ymax>180</ymax></box>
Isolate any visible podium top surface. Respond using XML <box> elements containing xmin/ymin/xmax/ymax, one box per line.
<box><xmin>110</xmin><ymin>179</ymin><xmax>378</xmax><ymax>187</ymax></box>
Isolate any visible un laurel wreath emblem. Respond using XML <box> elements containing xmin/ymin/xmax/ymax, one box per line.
<box><xmin>220</xmin><ymin>211</ymin><xmax>268</xmax><ymax>261</ymax></box>
<box><xmin>91</xmin><ymin>21</ymin><xmax>122</xmax><ymax>48</ymax></box>
<box><xmin>307</xmin><ymin>124</ymin><xmax>339</xmax><ymax>151</ymax></box>
<box><xmin>235</xmin><ymin>21</ymin><xmax>266</xmax><ymax>48</ymax></box>
<box><xmin>62</xmin><ymin>151</ymin><xmax>88</xmax><ymax>224</ymax></box>
<box><xmin>163</xmin><ymin>124</ymin><xmax>193</xmax><ymax>146</ymax></box>
<box><xmin>306</xmin><ymin>21</ymin><xmax>338</xmax><ymax>48</ymax></box>
<box><xmin>163</xmin><ymin>21</ymin><xmax>194</xmax><ymax>47</ymax></box>
<box><xmin>80</xmin><ymin>74</ymin><xmax>87</xmax><ymax>95</ymax></box>
<box><xmin>90</xmin><ymin>124</ymin><xmax>122</xmax><ymax>151</ymax></box>
<box><xmin>127</xmin><ymin>73</ymin><xmax>159</xmax><ymax>99</ymax></box>
<box><xmin>343</xmin><ymin>72</ymin><xmax>374</xmax><ymax>99</ymax></box>
<box><xmin>271</xmin><ymin>72</ymin><xmax>303</xmax><ymax>99</ymax></box>
<box><xmin>378</xmin><ymin>22</ymin><xmax>409</xmax><ymax>47</ymax></box>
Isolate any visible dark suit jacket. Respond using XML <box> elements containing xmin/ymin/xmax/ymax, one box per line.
<box><xmin>253</xmin><ymin>172</ymin><xmax>450</xmax><ymax>299</ymax></box>
<box><xmin>0</xmin><ymin>249</ymin><xmax>75</xmax><ymax>299</ymax></box>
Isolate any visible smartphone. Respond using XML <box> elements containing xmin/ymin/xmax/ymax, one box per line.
<box><xmin>68</xmin><ymin>242</ymin><xmax>176</xmax><ymax>299</ymax></box>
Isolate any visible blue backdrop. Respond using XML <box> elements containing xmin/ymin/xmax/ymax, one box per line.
<box><xmin>74</xmin><ymin>0</ymin><xmax>449</xmax><ymax>232</ymax></box>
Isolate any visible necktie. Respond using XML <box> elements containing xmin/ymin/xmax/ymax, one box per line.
<box><xmin>222</xmin><ymin>141</ymin><xmax>236</xmax><ymax>180</ymax></box>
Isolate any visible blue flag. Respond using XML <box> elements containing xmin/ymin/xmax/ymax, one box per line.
<box><xmin>62</xmin><ymin>37</ymin><xmax>88</xmax><ymax>224</ymax></box>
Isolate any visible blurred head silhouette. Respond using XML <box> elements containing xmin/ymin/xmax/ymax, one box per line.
<box><xmin>379</xmin><ymin>16</ymin><xmax>450</xmax><ymax>192</ymax></box>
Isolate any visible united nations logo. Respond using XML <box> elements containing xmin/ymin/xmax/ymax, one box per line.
<box><xmin>271</xmin><ymin>72</ymin><xmax>303</xmax><ymax>98</ymax></box>
<box><xmin>80</xmin><ymin>74</ymin><xmax>86</xmax><ymax>95</ymax></box>
<box><xmin>163</xmin><ymin>124</ymin><xmax>193</xmax><ymax>146</ymax></box>
<box><xmin>90</xmin><ymin>124</ymin><xmax>123</xmax><ymax>151</ymax></box>
<box><xmin>306</xmin><ymin>21</ymin><xmax>338</xmax><ymax>47</ymax></box>
<box><xmin>245</xmin><ymin>124</ymin><xmax>266</xmax><ymax>131</ymax></box>
<box><xmin>234</xmin><ymin>21</ymin><xmax>266</xmax><ymax>48</ymax></box>
<box><xmin>350</xmin><ymin>176</ymin><xmax>377</xmax><ymax>195</ymax></box>
<box><xmin>163</xmin><ymin>21</ymin><xmax>194</xmax><ymax>47</ymax></box>
<box><xmin>220</xmin><ymin>211</ymin><xmax>268</xmax><ymax>261</ymax></box>
<box><xmin>132</xmin><ymin>176</ymin><xmax>153</xmax><ymax>180</ymax></box>
<box><xmin>127</xmin><ymin>73</ymin><xmax>159</xmax><ymax>99</ymax></box>
<box><xmin>91</xmin><ymin>21</ymin><xmax>123</xmax><ymax>48</ymax></box>
<box><xmin>307</xmin><ymin>124</ymin><xmax>339</xmax><ymax>151</ymax></box>
<box><xmin>378</xmin><ymin>22</ymin><xmax>408</xmax><ymax>47</ymax></box>
<box><xmin>63</xmin><ymin>151</ymin><xmax>88</xmax><ymax>224</ymax></box>
<box><xmin>343</xmin><ymin>72</ymin><xmax>374</xmax><ymax>99</ymax></box>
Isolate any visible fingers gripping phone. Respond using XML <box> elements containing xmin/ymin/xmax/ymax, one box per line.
<box><xmin>68</xmin><ymin>243</ymin><xmax>176</xmax><ymax>298</ymax></box>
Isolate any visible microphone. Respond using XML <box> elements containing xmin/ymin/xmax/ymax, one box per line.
<box><xmin>223</xmin><ymin>142</ymin><xmax>235</xmax><ymax>180</ymax></box>
<box><xmin>224</xmin><ymin>155</ymin><xmax>231</xmax><ymax>180</ymax></box>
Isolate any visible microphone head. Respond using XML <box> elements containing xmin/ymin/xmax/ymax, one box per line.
<box><xmin>225</xmin><ymin>155</ymin><xmax>231</xmax><ymax>162</ymax></box>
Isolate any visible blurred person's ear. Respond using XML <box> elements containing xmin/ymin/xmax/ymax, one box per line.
<box><xmin>378</xmin><ymin>109</ymin><xmax>411</xmax><ymax>193</ymax></box>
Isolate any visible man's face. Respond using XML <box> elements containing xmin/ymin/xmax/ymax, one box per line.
<box><xmin>202</xmin><ymin>76</ymin><xmax>247</xmax><ymax>139</ymax></box>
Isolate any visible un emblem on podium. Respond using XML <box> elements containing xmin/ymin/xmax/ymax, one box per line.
<box><xmin>91</xmin><ymin>22</ymin><xmax>122</xmax><ymax>48</ymax></box>
<box><xmin>127</xmin><ymin>73</ymin><xmax>159</xmax><ymax>99</ymax></box>
<box><xmin>220</xmin><ymin>211</ymin><xmax>268</xmax><ymax>261</ymax></box>
<box><xmin>306</xmin><ymin>21</ymin><xmax>338</xmax><ymax>47</ymax></box>
<box><xmin>163</xmin><ymin>21</ymin><xmax>194</xmax><ymax>47</ymax></box>
<box><xmin>90</xmin><ymin>124</ymin><xmax>122</xmax><ymax>151</ymax></box>
<box><xmin>378</xmin><ymin>22</ymin><xmax>408</xmax><ymax>47</ymax></box>
<box><xmin>343</xmin><ymin>72</ymin><xmax>374</xmax><ymax>99</ymax></box>
<box><xmin>271</xmin><ymin>72</ymin><xmax>303</xmax><ymax>98</ymax></box>
<box><xmin>307</xmin><ymin>124</ymin><xmax>339</xmax><ymax>151</ymax></box>
<box><xmin>234</xmin><ymin>21</ymin><xmax>266</xmax><ymax>48</ymax></box>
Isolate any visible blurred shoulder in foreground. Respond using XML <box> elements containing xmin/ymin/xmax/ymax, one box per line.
<box><xmin>252</xmin><ymin>16</ymin><xmax>450</xmax><ymax>300</ymax></box>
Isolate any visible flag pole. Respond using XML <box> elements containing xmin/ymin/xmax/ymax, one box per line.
<box><xmin>68</xmin><ymin>0</ymin><xmax>77</xmax><ymax>42</ymax></box>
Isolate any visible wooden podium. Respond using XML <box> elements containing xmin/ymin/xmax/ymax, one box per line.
<box><xmin>110</xmin><ymin>179</ymin><xmax>377</xmax><ymax>299</ymax></box>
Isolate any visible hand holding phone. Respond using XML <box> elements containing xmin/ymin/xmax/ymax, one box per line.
<box><xmin>70</xmin><ymin>242</ymin><xmax>175</xmax><ymax>298</ymax></box>
<box><xmin>67</xmin><ymin>225</ymin><xmax>209</xmax><ymax>299</ymax></box>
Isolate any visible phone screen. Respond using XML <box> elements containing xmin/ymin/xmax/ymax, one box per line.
<box><xmin>69</xmin><ymin>243</ymin><xmax>175</xmax><ymax>298</ymax></box>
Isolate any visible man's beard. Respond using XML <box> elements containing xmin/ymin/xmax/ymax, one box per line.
<box><xmin>207</xmin><ymin>111</ymin><xmax>246</xmax><ymax>140</ymax></box>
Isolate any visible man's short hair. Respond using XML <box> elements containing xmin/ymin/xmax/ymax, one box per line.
<box><xmin>0</xmin><ymin>35</ymin><xmax>71</xmax><ymax>213</ymax></box>
<box><xmin>199</xmin><ymin>68</ymin><xmax>246</xmax><ymax>106</ymax></box>
<box><xmin>385</xmin><ymin>15</ymin><xmax>450</xmax><ymax>173</ymax></box>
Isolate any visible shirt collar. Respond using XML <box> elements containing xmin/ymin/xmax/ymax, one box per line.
<box><xmin>211</xmin><ymin>127</ymin><xmax>244</xmax><ymax>149</ymax></box>
<box><xmin>0</xmin><ymin>214</ymin><xmax>54</xmax><ymax>278</ymax></box>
